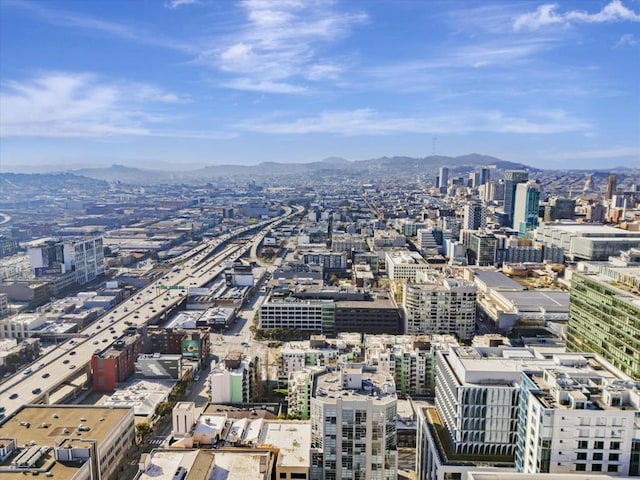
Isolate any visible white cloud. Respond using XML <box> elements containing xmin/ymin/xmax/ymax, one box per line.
<box><xmin>615</xmin><ymin>33</ymin><xmax>639</xmax><ymax>47</ymax></box>
<box><xmin>202</xmin><ymin>0</ymin><xmax>367</xmax><ymax>93</ymax></box>
<box><xmin>237</xmin><ymin>108</ymin><xmax>591</xmax><ymax>136</ymax></box>
<box><xmin>165</xmin><ymin>0</ymin><xmax>199</xmax><ymax>8</ymax></box>
<box><xmin>4</xmin><ymin>0</ymin><xmax>193</xmax><ymax>53</ymax></box>
<box><xmin>0</xmin><ymin>72</ymin><xmax>188</xmax><ymax>138</ymax></box>
<box><xmin>514</xmin><ymin>0</ymin><xmax>640</xmax><ymax>31</ymax></box>
<box><xmin>220</xmin><ymin>78</ymin><xmax>307</xmax><ymax>94</ymax></box>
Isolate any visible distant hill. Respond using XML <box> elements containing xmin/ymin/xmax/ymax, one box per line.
<box><xmin>2</xmin><ymin>154</ymin><xmax>541</xmax><ymax>184</ymax></box>
<box><xmin>0</xmin><ymin>172</ymin><xmax>109</xmax><ymax>194</ymax></box>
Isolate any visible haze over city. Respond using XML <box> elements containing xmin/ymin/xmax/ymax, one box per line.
<box><xmin>3</xmin><ymin>3</ymin><xmax>640</xmax><ymax>479</ymax></box>
<box><xmin>1</xmin><ymin>0</ymin><xmax>639</xmax><ymax>170</ymax></box>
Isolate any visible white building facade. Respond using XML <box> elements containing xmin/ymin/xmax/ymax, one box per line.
<box><xmin>403</xmin><ymin>278</ymin><xmax>476</xmax><ymax>340</ymax></box>
<box><xmin>310</xmin><ymin>364</ymin><xmax>398</xmax><ymax>480</ymax></box>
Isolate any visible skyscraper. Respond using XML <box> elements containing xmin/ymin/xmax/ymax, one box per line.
<box><xmin>438</xmin><ymin>166</ymin><xmax>449</xmax><ymax>190</ymax></box>
<box><xmin>480</xmin><ymin>166</ymin><xmax>490</xmax><ymax>186</ymax></box>
<box><xmin>310</xmin><ymin>364</ymin><xmax>398</xmax><ymax>480</ymax></box>
<box><xmin>463</xmin><ymin>202</ymin><xmax>487</xmax><ymax>230</ymax></box>
<box><xmin>513</xmin><ymin>180</ymin><xmax>540</xmax><ymax>236</ymax></box>
<box><xmin>503</xmin><ymin>170</ymin><xmax>529</xmax><ymax>227</ymax></box>
<box><xmin>606</xmin><ymin>173</ymin><xmax>617</xmax><ymax>199</ymax></box>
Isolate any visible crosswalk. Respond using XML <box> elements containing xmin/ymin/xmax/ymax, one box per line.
<box><xmin>147</xmin><ymin>438</ymin><xmax>165</xmax><ymax>446</ymax></box>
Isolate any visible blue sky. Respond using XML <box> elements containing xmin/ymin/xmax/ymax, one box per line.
<box><xmin>1</xmin><ymin>0</ymin><xmax>639</xmax><ymax>170</ymax></box>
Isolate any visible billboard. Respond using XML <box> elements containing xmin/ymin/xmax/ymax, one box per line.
<box><xmin>181</xmin><ymin>339</ymin><xmax>200</xmax><ymax>358</ymax></box>
<box><xmin>135</xmin><ymin>355</ymin><xmax>181</xmax><ymax>379</ymax></box>
<box><xmin>35</xmin><ymin>265</ymin><xmax>63</xmax><ymax>277</ymax></box>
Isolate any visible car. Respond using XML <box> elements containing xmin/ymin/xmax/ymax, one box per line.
<box><xmin>113</xmin><ymin>335</ymin><xmax>118</xmax><ymax>339</ymax></box>
<box><xmin>241</xmin><ymin>342</ymin><xmax>249</xmax><ymax>347</ymax></box>
<box><xmin>23</xmin><ymin>368</ymin><xmax>32</xmax><ymax>376</ymax></box>
<box><xmin>39</xmin><ymin>362</ymin><xmax>45</xmax><ymax>368</ymax></box>
<box><xmin>234</xmin><ymin>333</ymin><xmax>240</xmax><ymax>336</ymax></box>
<box><xmin>9</xmin><ymin>393</ymin><xmax>18</xmax><ymax>399</ymax></box>
<box><xmin>69</xmin><ymin>351</ymin><xmax>76</xmax><ymax>355</ymax></box>
<box><xmin>93</xmin><ymin>341</ymin><xmax>99</xmax><ymax>345</ymax></box>
<box><xmin>194</xmin><ymin>375</ymin><xmax>200</xmax><ymax>382</ymax></box>
<box><xmin>102</xmin><ymin>338</ymin><xmax>108</xmax><ymax>343</ymax></box>
<box><xmin>96</xmin><ymin>325</ymin><xmax>101</xmax><ymax>329</ymax></box>
<box><xmin>42</xmin><ymin>372</ymin><xmax>50</xmax><ymax>378</ymax></box>
<box><xmin>62</xmin><ymin>359</ymin><xmax>70</xmax><ymax>364</ymax></box>
<box><xmin>69</xmin><ymin>364</ymin><xmax>76</xmax><ymax>370</ymax></box>
<box><xmin>32</xmin><ymin>388</ymin><xmax>42</xmax><ymax>394</ymax></box>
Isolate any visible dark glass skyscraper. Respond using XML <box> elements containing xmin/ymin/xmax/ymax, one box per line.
<box><xmin>503</xmin><ymin>170</ymin><xmax>529</xmax><ymax>228</ymax></box>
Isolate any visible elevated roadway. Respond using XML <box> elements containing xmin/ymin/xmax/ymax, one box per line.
<box><xmin>0</xmin><ymin>205</ymin><xmax>303</xmax><ymax>419</ymax></box>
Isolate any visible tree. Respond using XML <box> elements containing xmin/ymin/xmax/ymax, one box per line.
<box><xmin>135</xmin><ymin>421</ymin><xmax>153</xmax><ymax>444</ymax></box>
<box><xmin>169</xmin><ymin>381</ymin><xmax>186</xmax><ymax>400</ymax></box>
<box><xmin>155</xmin><ymin>402</ymin><xmax>173</xmax><ymax>417</ymax></box>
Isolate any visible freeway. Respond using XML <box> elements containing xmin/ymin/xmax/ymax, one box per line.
<box><xmin>0</xmin><ymin>205</ymin><xmax>302</xmax><ymax>419</ymax></box>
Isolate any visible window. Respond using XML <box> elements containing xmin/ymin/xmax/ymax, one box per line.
<box><xmin>609</xmin><ymin>453</ymin><xmax>620</xmax><ymax>461</ymax></box>
<box><xmin>578</xmin><ymin>441</ymin><xmax>588</xmax><ymax>449</ymax></box>
<box><xmin>608</xmin><ymin>465</ymin><xmax>619</xmax><ymax>473</ymax></box>
<box><xmin>280</xmin><ymin>474</ymin><xmax>287</xmax><ymax>479</ymax></box>
<box><xmin>592</xmin><ymin>464</ymin><xmax>602</xmax><ymax>472</ymax></box>
<box><xmin>594</xmin><ymin>441</ymin><xmax>604</xmax><ymax>449</ymax></box>
<box><xmin>593</xmin><ymin>452</ymin><xmax>603</xmax><ymax>461</ymax></box>
<box><xmin>576</xmin><ymin>452</ymin><xmax>587</xmax><ymax>460</ymax></box>
<box><xmin>576</xmin><ymin>464</ymin><xmax>586</xmax><ymax>471</ymax></box>
<box><xmin>610</xmin><ymin>441</ymin><xmax>621</xmax><ymax>450</ymax></box>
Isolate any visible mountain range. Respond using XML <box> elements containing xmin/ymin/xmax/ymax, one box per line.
<box><xmin>1</xmin><ymin>154</ymin><xmax>537</xmax><ymax>184</ymax></box>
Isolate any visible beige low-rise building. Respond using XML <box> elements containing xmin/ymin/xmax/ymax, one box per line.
<box><xmin>0</xmin><ymin>404</ymin><xmax>135</xmax><ymax>480</ymax></box>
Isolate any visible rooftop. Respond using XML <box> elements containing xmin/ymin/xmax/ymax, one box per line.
<box><xmin>494</xmin><ymin>290</ymin><xmax>569</xmax><ymax>312</ymax></box>
<box><xmin>136</xmin><ymin>449</ymin><xmax>272</xmax><ymax>480</ymax></box>
<box><xmin>0</xmin><ymin>405</ymin><xmax>133</xmax><ymax>480</ymax></box>
<box><xmin>541</xmin><ymin>222</ymin><xmax>639</xmax><ymax>236</ymax></box>
<box><xmin>313</xmin><ymin>364</ymin><xmax>396</xmax><ymax>403</ymax></box>
<box><xmin>259</xmin><ymin>421</ymin><xmax>310</xmax><ymax>469</ymax></box>
<box><xmin>473</xmin><ymin>270</ymin><xmax>526</xmax><ymax>291</ymax></box>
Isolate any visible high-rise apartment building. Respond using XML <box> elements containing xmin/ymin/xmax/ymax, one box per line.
<box><xmin>209</xmin><ymin>352</ymin><xmax>256</xmax><ymax>403</ymax></box>
<box><xmin>417</xmin><ymin>347</ymin><xmax>640</xmax><ymax>480</ymax></box>
<box><xmin>463</xmin><ymin>202</ymin><xmax>487</xmax><ymax>231</ymax></box>
<box><xmin>403</xmin><ymin>278</ymin><xmax>476</xmax><ymax>340</ymax></box>
<box><xmin>468</xmin><ymin>232</ymin><xmax>497</xmax><ymax>266</ymax></box>
<box><xmin>567</xmin><ymin>269</ymin><xmax>640</xmax><ymax>379</ymax></box>
<box><xmin>513</xmin><ymin>180</ymin><xmax>540</xmax><ymax>236</ymax></box>
<box><xmin>503</xmin><ymin>170</ymin><xmax>529</xmax><ymax>227</ymax></box>
<box><xmin>417</xmin><ymin>229</ymin><xmax>440</xmax><ymax>256</ymax></box>
<box><xmin>310</xmin><ymin>364</ymin><xmax>398</xmax><ymax>480</ymax></box>
<box><xmin>516</xmin><ymin>356</ymin><xmax>640</xmax><ymax>476</ymax></box>
<box><xmin>366</xmin><ymin>334</ymin><xmax>458</xmax><ymax>396</ymax></box>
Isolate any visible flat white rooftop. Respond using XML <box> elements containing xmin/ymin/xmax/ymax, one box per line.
<box><xmin>260</xmin><ymin>421</ymin><xmax>311</xmax><ymax>469</ymax></box>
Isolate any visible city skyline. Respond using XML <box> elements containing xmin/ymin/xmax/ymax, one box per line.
<box><xmin>1</xmin><ymin>0</ymin><xmax>639</xmax><ymax>169</ymax></box>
